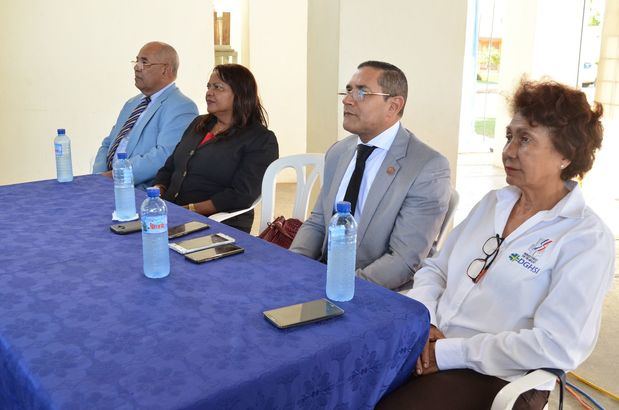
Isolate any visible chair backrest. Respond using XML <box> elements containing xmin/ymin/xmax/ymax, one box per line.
<box><xmin>208</xmin><ymin>195</ymin><xmax>261</xmax><ymax>223</ymax></box>
<box><xmin>259</xmin><ymin>153</ymin><xmax>325</xmax><ymax>232</ymax></box>
<box><xmin>427</xmin><ymin>188</ymin><xmax>459</xmax><ymax>257</ymax></box>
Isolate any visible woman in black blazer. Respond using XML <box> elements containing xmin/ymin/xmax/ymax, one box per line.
<box><xmin>153</xmin><ymin>64</ymin><xmax>279</xmax><ymax>233</ymax></box>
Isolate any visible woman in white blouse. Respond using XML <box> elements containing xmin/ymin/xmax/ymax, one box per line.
<box><xmin>378</xmin><ymin>79</ymin><xmax>614</xmax><ymax>410</ymax></box>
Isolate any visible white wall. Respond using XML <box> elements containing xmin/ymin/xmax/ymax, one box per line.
<box><xmin>248</xmin><ymin>0</ymin><xmax>308</xmax><ymax>161</ymax></box>
<box><xmin>2</xmin><ymin>0</ymin><xmax>467</xmax><ymax>187</ymax></box>
<box><xmin>0</xmin><ymin>0</ymin><xmax>212</xmax><ymax>185</ymax></box>
<box><xmin>337</xmin><ymin>0</ymin><xmax>468</xmax><ymax>181</ymax></box>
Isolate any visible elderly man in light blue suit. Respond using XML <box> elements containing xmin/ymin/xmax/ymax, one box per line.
<box><xmin>93</xmin><ymin>41</ymin><xmax>198</xmax><ymax>189</ymax></box>
<box><xmin>290</xmin><ymin>61</ymin><xmax>451</xmax><ymax>291</ymax></box>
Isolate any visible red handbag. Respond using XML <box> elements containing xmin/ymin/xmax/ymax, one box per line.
<box><xmin>258</xmin><ymin>216</ymin><xmax>302</xmax><ymax>249</ymax></box>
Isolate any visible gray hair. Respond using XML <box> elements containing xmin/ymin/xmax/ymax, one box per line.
<box><xmin>358</xmin><ymin>60</ymin><xmax>408</xmax><ymax>116</ymax></box>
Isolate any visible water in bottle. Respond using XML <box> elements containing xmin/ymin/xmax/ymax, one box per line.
<box><xmin>141</xmin><ymin>187</ymin><xmax>170</xmax><ymax>279</ymax></box>
<box><xmin>326</xmin><ymin>201</ymin><xmax>357</xmax><ymax>301</ymax></box>
<box><xmin>113</xmin><ymin>152</ymin><xmax>137</xmax><ymax>221</ymax></box>
<box><xmin>54</xmin><ymin>128</ymin><xmax>73</xmax><ymax>182</ymax></box>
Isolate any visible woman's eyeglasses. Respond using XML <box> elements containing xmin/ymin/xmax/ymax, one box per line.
<box><xmin>466</xmin><ymin>234</ymin><xmax>504</xmax><ymax>283</ymax></box>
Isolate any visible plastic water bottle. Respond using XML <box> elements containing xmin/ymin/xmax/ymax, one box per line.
<box><xmin>54</xmin><ymin>128</ymin><xmax>73</xmax><ymax>182</ymax></box>
<box><xmin>113</xmin><ymin>152</ymin><xmax>137</xmax><ymax>220</ymax></box>
<box><xmin>141</xmin><ymin>187</ymin><xmax>170</xmax><ymax>279</ymax></box>
<box><xmin>326</xmin><ymin>201</ymin><xmax>357</xmax><ymax>301</ymax></box>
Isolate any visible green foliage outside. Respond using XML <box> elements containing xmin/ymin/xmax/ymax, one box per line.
<box><xmin>477</xmin><ymin>74</ymin><xmax>499</xmax><ymax>84</ymax></box>
<box><xmin>479</xmin><ymin>47</ymin><xmax>501</xmax><ymax>69</ymax></box>
<box><xmin>475</xmin><ymin>118</ymin><xmax>496</xmax><ymax>138</ymax></box>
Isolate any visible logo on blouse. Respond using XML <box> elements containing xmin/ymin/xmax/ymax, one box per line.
<box><xmin>528</xmin><ymin>238</ymin><xmax>553</xmax><ymax>257</ymax></box>
<box><xmin>508</xmin><ymin>252</ymin><xmax>541</xmax><ymax>274</ymax></box>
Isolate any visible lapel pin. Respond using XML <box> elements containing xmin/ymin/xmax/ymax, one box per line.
<box><xmin>387</xmin><ymin>166</ymin><xmax>395</xmax><ymax>175</ymax></box>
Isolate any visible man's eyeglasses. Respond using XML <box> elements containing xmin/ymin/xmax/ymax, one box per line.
<box><xmin>466</xmin><ymin>234</ymin><xmax>504</xmax><ymax>283</ymax></box>
<box><xmin>131</xmin><ymin>60</ymin><xmax>167</xmax><ymax>70</ymax></box>
<box><xmin>338</xmin><ymin>88</ymin><xmax>391</xmax><ymax>102</ymax></box>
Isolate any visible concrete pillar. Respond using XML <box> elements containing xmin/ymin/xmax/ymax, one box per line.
<box><xmin>589</xmin><ymin>0</ymin><xmax>619</xmax><ymax>236</ymax></box>
<box><xmin>596</xmin><ymin>0</ymin><xmax>619</xmax><ymax>119</ymax></box>
<box><xmin>307</xmin><ymin>0</ymin><xmax>340</xmax><ymax>154</ymax></box>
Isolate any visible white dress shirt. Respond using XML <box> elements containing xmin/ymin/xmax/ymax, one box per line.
<box><xmin>335</xmin><ymin>121</ymin><xmax>400</xmax><ymax>220</ymax></box>
<box><xmin>407</xmin><ymin>181</ymin><xmax>615</xmax><ymax>387</ymax></box>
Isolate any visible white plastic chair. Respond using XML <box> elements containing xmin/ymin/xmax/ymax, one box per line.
<box><xmin>259</xmin><ymin>153</ymin><xmax>324</xmax><ymax>232</ymax></box>
<box><xmin>398</xmin><ymin>188</ymin><xmax>459</xmax><ymax>294</ymax></box>
<box><xmin>427</xmin><ymin>188</ymin><xmax>460</xmax><ymax>258</ymax></box>
<box><xmin>209</xmin><ymin>196</ymin><xmax>261</xmax><ymax>223</ymax></box>
<box><xmin>491</xmin><ymin>370</ymin><xmax>557</xmax><ymax>410</ymax></box>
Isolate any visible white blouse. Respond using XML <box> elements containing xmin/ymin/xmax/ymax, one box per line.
<box><xmin>407</xmin><ymin>181</ymin><xmax>615</xmax><ymax>385</ymax></box>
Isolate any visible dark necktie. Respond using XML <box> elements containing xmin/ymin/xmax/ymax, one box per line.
<box><xmin>106</xmin><ymin>96</ymin><xmax>151</xmax><ymax>170</ymax></box>
<box><xmin>344</xmin><ymin>144</ymin><xmax>377</xmax><ymax>216</ymax></box>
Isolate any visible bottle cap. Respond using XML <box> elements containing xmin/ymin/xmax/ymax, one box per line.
<box><xmin>146</xmin><ymin>187</ymin><xmax>161</xmax><ymax>198</ymax></box>
<box><xmin>336</xmin><ymin>201</ymin><xmax>351</xmax><ymax>214</ymax></box>
<box><xmin>57</xmin><ymin>128</ymin><xmax>66</xmax><ymax>135</ymax></box>
<box><xmin>116</xmin><ymin>152</ymin><xmax>127</xmax><ymax>160</ymax></box>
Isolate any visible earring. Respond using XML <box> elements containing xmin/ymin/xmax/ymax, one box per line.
<box><xmin>560</xmin><ymin>164</ymin><xmax>566</xmax><ymax>169</ymax></box>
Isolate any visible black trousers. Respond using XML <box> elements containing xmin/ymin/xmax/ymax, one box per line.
<box><xmin>376</xmin><ymin>369</ymin><xmax>550</xmax><ymax>410</ymax></box>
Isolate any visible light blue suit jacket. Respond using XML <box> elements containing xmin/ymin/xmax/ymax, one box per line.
<box><xmin>93</xmin><ymin>84</ymin><xmax>198</xmax><ymax>189</ymax></box>
<box><xmin>290</xmin><ymin>125</ymin><xmax>452</xmax><ymax>290</ymax></box>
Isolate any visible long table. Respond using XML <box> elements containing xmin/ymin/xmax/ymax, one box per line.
<box><xmin>0</xmin><ymin>175</ymin><xmax>429</xmax><ymax>409</ymax></box>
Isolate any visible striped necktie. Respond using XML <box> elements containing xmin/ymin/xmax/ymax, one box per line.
<box><xmin>106</xmin><ymin>96</ymin><xmax>151</xmax><ymax>170</ymax></box>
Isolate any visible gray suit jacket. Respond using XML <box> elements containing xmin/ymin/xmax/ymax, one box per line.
<box><xmin>290</xmin><ymin>124</ymin><xmax>451</xmax><ymax>290</ymax></box>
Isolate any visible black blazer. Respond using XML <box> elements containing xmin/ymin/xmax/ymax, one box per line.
<box><xmin>154</xmin><ymin>115</ymin><xmax>279</xmax><ymax>232</ymax></box>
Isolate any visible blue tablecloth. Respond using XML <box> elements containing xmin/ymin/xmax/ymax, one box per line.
<box><xmin>0</xmin><ymin>175</ymin><xmax>429</xmax><ymax>409</ymax></box>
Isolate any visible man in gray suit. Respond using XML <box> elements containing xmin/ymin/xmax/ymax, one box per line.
<box><xmin>93</xmin><ymin>41</ymin><xmax>198</xmax><ymax>189</ymax></box>
<box><xmin>290</xmin><ymin>61</ymin><xmax>451</xmax><ymax>290</ymax></box>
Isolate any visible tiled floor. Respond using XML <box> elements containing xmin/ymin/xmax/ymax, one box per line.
<box><xmin>251</xmin><ymin>152</ymin><xmax>619</xmax><ymax>409</ymax></box>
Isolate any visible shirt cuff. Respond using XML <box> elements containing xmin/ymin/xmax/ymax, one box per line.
<box><xmin>435</xmin><ymin>338</ymin><xmax>466</xmax><ymax>370</ymax></box>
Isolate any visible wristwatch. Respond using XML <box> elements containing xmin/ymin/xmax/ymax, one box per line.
<box><xmin>188</xmin><ymin>203</ymin><xmax>197</xmax><ymax>212</ymax></box>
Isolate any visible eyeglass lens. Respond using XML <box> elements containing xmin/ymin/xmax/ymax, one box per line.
<box><xmin>467</xmin><ymin>259</ymin><xmax>486</xmax><ymax>279</ymax></box>
<box><xmin>482</xmin><ymin>236</ymin><xmax>501</xmax><ymax>255</ymax></box>
<box><xmin>467</xmin><ymin>235</ymin><xmax>502</xmax><ymax>282</ymax></box>
<box><xmin>338</xmin><ymin>89</ymin><xmax>365</xmax><ymax>101</ymax></box>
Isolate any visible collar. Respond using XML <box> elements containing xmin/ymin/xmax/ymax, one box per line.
<box><xmin>356</xmin><ymin>121</ymin><xmax>400</xmax><ymax>151</ymax></box>
<box><xmin>496</xmin><ymin>180</ymin><xmax>585</xmax><ymax>220</ymax></box>
<box><xmin>143</xmin><ymin>82</ymin><xmax>175</xmax><ymax>104</ymax></box>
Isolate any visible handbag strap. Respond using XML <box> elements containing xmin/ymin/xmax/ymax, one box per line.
<box><xmin>270</xmin><ymin>218</ymin><xmax>295</xmax><ymax>240</ymax></box>
<box><xmin>259</xmin><ymin>216</ymin><xmax>283</xmax><ymax>239</ymax></box>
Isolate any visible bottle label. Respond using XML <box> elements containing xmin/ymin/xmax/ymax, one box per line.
<box><xmin>55</xmin><ymin>143</ymin><xmax>62</xmax><ymax>156</ymax></box>
<box><xmin>142</xmin><ymin>215</ymin><xmax>167</xmax><ymax>234</ymax></box>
